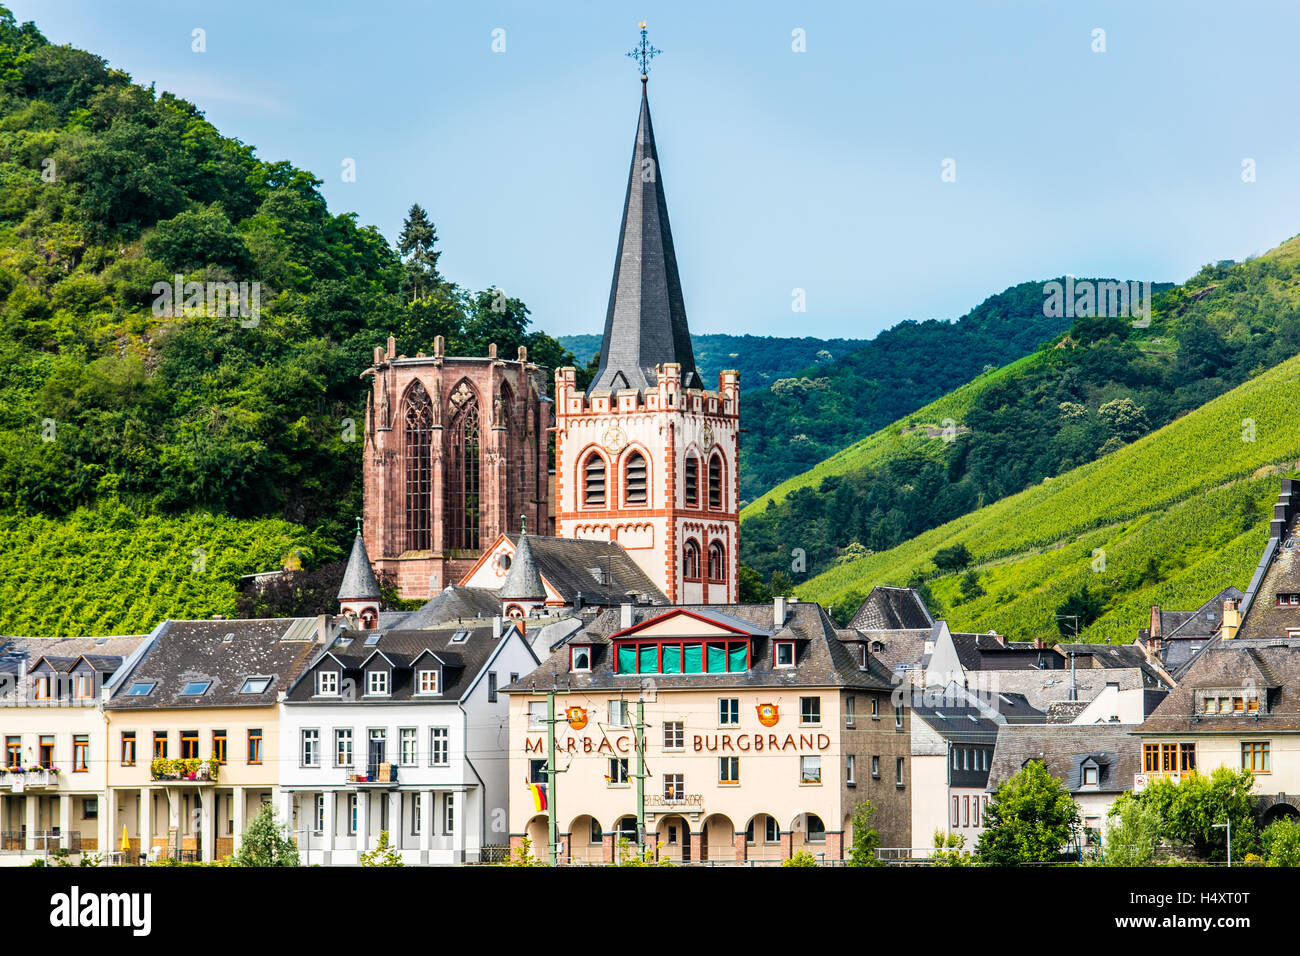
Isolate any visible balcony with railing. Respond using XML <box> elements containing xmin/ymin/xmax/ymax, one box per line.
<box><xmin>150</xmin><ymin>758</ymin><xmax>220</xmax><ymax>784</ymax></box>
<box><xmin>0</xmin><ymin>768</ymin><xmax>58</xmax><ymax>791</ymax></box>
<box><xmin>346</xmin><ymin>763</ymin><xmax>399</xmax><ymax>787</ymax></box>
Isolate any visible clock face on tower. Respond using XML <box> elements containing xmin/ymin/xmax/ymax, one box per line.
<box><xmin>602</xmin><ymin>426</ymin><xmax>626</xmax><ymax>454</ymax></box>
<box><xmin>701</xmin><ymin>423</ymin><xmax>714</xmax><ymax>450</ymax></box>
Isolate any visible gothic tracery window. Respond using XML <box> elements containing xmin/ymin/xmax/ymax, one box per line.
<box><xmin>404</xmin><ymin>381</ymin><xmax>434</xmax><ymax>551</ymax></box>
<box><xmin>446</xmin><ymin>387</ymin><xmax>481</xmax><ymax>550</ymax></box>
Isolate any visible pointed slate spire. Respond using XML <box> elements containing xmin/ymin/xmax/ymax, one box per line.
<box><xmin>337</xmin><ymin>533</ymin><xmax>381</xmax><ymax>601</ymax></box>
<box><xmin>588</xmin><ymin>78</ymin><xmax>701</xmax><ymax>394</ymax></box>
<box><xmin>499</xmin><ymin>534</ymin><xmax>546</xmax><ymax>601</ymax></box>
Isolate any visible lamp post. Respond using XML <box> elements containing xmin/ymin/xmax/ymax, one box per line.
<box><xmin>1213</xmin><ymin>820</ymin><xmax>1231</xmax><ymax>866</ymax></box>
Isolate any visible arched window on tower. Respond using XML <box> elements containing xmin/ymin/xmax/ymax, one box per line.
<box><xmin>583</xmin><ymin>452</ymin><xmax>606</xmax><ymax>507</ymax></box>
<box><xmin>708</xmin><ymin>541</ymin><xmax>726</xmax><ymax>582</ymax></box>
<box><xmin>446</xmin><ymin>389</ymin><xmax>481</xmax><ymax>550</ymax></box>
<box><xmin>625</xmin><ymin>451</ymin><xmax>647</xmax><ymax>506</ymax></box>
<box><xmin>683</xmin><ymin>539</ymin><xmax>701</xmax><ymax>581</ymax></box>
<box><xmin>708</xmin><ymin>454</ymin><xmax>723</xmax><ymax>510</ymax></box>
<box><xmin>403</xmin><ymin>381</ymin><xmax>434</xmax><ymax>551</ymax></box>
<box><xmin>684</xmin><ymin>454</ymin><xmax>699</xmax><ymax>508</ymax></box>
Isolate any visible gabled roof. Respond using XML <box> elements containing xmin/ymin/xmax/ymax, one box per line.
<box><xmin>505</xmin><ymin>601</ymin><xmax>895</xmax><ymax>694</ymax></box>
<box><xmin>848</xmin><ymin>586</ymin><xmax>934</xmax><ymax>631</ymax></box>
<box><xmin>608</xmin><ymin>606</ymin><xmax>772</xmax><ymax>641</ymax></box>
<box><xmin>988</xmin><ymin>724</ymin><xmax>1142</xmax><ymax>793</ymax></box>
<box><xmin>338</xmin><ymin>533</ymin><xmax>381</xmax><ymax>602</ymax></box>
<box><xmin>468</xmin><ymin>534</ymin><xmax>668</xmax><ymax>607</ymax></box>
<box><xmin>1139</xmin><ymin>638</ymin><xmax>1300</xmax><ymax>733</ymax></box>
<box><xmin>105</xmin><ymin>619</ymin><xmax>319</xmax><ymax>710</ymax></box>
<box><xmin>287</xmin><ymin>623</ymin><xmax>534</xmax><ymax>703</ymax></box>
<box><xmin>1165</xmin><ymin>586</ymin><xmax>1244</xmax><ymax>640</ymax></box>
<box><xmin>588</xmin><ymin>79</ymin><xmax>700</xmax><ymax>394</ymax></box>
<box><xmin>399</xmin><ymin>586</ymin><xmax>502</xmax><ymax>630</ymax></box>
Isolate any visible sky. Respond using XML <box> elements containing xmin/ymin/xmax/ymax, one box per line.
<box><xmin>9</xmin><ymin>0</ymin><xmax>1300</xmax><ymax>340</ymax></box>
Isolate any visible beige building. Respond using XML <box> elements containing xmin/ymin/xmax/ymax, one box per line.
<box><xmin>103</xmin><ymin>618</ymin><xmax>320</xmax><ymax>863</ymax></box>
<box><xmin>506</xmin><ymin>599</ymin><xmax>911</xmax><ymax>864</ymax></box>
<box><xmin>0</xmin><ymin>633</ymin><xmax>151</xmax><ymax>864</ymax></box>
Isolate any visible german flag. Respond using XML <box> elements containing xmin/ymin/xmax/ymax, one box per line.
<box><xmin>527</xmin><ymin>780</ymin><xmax>547</xmax><ymax>812</ymax></box>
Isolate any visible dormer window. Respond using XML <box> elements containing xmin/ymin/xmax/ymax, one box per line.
<box><xmin>367</xmin><ymin>670</ymin><xmax>389</xmax><ymax>696</ymax></box>
<box><xmin>1081</xmin><ymin>763</ymin><xmax>1099</xmax><ymax>787</ymax></box>
<box><xmin>418</xmin><ymin>670</ymin><xmax>439</xmax><ymax>695</ymax></box>
<box><xmin>317</xmin><ymin>672</ymin><xmax>339</xmax><ymax>696</ymax></box>
<box><xmin>33</xmin><ymin>675</ymin><xmax>51</xmax><ymax>700</ymax></box>
<box><xmin>74</xmin><ymin>674</ymin><xmax>94</xmax><ymax>699</ymax></box>
<box><xmin>775</xmin><ymin>642</ymin><xmax>795</xmax><ymax>668</ymax></box>
<box><xmin>571</xmin><ymin>646</ymin><xmax>592</xmax><ymax>672</ymax></box>
<box><xmin>1279</xmin><ymin>593</ymin><xmax>1300</xmax><ymax>606</ymax></box>
<box><xmin>854</xmin><ymin>644</ymin><xmax>867</xmax><ymax>668</ymax></box>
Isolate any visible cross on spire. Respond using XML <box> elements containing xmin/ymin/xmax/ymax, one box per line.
<box><xmin>626</xmin><ymin>21</ymin><xmax>660</xmax><ymax>77</ymax></box>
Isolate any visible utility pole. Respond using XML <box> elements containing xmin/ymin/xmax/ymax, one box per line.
<box><xmin>546</xmin><ymin>690</ymin><xmax>558</xmax><ymax>866</ymax></box>
<box><xmin>634</xmin><ymin>698</ymin><xmax>647</xmax><ymax>856</ymax></box>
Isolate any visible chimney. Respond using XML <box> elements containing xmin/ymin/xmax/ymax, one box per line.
<box><xmin>492</xmin><ymin>616</ymin><xmax>503</xmax><ymax>639</ymax></box>
<box><xmin>620</xmin><ymin>603</ymin><xmax>634</xmax><ymax>629</ymax></box>
<box><xmin>1032</xmin><ymin>637</ymin><xmax>1045</xmax><ymax>650</ymax></box>
<box><xmin>774</xmin><ymin>595</ymin><xmax>787</xmax><ymax>629</ymax></box>
<box><xmin>1221</xmin><ymin>599</ymin><xmax>1242</xmax><ymax>640</ymax></box>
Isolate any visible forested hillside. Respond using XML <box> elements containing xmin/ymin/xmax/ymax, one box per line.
<box><xmin>0</xmin><ymin>7</ymin><xmax>571</xmax><ymax>633</ymax></box>
<box><xmin>742</xmin><ymin>245</ymin><xmax>1300</xmax><ymax>586</ymax></box>
<box><xmin>796</xmin><ymin>348</ymin><xmax>1300</xmax><ymax>643</ymax></box>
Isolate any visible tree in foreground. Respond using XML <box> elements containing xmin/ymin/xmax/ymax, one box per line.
<box><xmin>976</xmin><ymin>761</ymin><xmax>1080</xmax><ymax>865</ymax></box>
<box><xmin>361</xmin><ymin>830</ymin><xmax>404</xmax><ymax>866</ymax></box>
<box><xmin>782</xmin><ymin>849</ymin><xmax>819</xmax><ymax>867</ymax></box>
<box><xmin>1101</xmin><ymin>793</ymin><xmax>1162</xmax><ymax>866</ymax></box>
<box><xmin>230</xmin><ymin>803</ymin><xmax>299</xmax><ymax>867</ymax></box>
<box><xmin>847</xmin><ymin>800</ymin><xmax>882</xmax><ymax>866</ymax></box>
<box><xmin>932</xmin><ymin>831</ymin><xmax>971</xmax><ymax>866</ymax></box>
<box><xmin>1135</xmin><ymin>767</ymin><xmax>1257</xmax><ymax>861</ymax></box>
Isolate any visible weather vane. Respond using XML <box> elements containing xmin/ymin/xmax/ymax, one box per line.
<box><xmin>626</xmin><ymin>21</ymin><xmax>660</xmax><ymax>77</ymax></box>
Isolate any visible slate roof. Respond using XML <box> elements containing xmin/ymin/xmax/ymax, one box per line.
<box><xmin>1236</xmin><ymin>523</ymin><xmax>1300</xmax><ymax>641</ymax></box>
<box><xmin>338</xmin><ymin>534</ymin><xmax>382</xmax><ymax>601</ymax></box>
<box><xmin>588</xmin><ymin>80</ymin><xmax>701</xmax><ymax>394</ymax></box>
<box><xmin>848</xmin><ymin>586</ymin><xmax>934</xmax><ymax>631</ymax></box>
<box><xmin>504</xmin><ymin>601</ymin><xmax>896</xmax><ymax>694</ymax></box>
<box><xmin>287</xmin><ymin>622</ymin><xmax>532</xmax><ymax>703</ymax></box>
<box><xmin>498</xmin><ymin>534</ymin><xmax>668</xmax><ymax>607</ymax></box>
<box><xmin>1138</xmin><ymin>638</ymin><xmax>1300</xmax><ymax>733</ymax></box>
<box><xmin>853</xmin><ymin>628</ymin><xmax>930</xmax><ymax>676</ymax></box>
<box><xmin>499</xmin><ymin>534</ymin><xmax>546</xmax><ymax>601</ymax></box>
<box><xmin>104</xmin><ymin>619</ymin><xmax>320</xmax><ymax>710</ymax></box>
<box><xmin>988</xmin><ymin>724</ymin><xmax>1142</xmax><ymax>793</ymax></box>
<box><xmin>0</xmin><ymin>634</ymin><xmax>150</xmax><ymax>699</ymax></box>
<box><xmin>911</xmin><ymin>703</ymin><xmax>1002</xmax><ymax>744</ymax></box>
<box><xmin>1165</xmin><ymin>587</ymin><xmax>1244</xmax><ymax>640</ymax></box>
<box><xmin>979</xmin><ymin>669</ymin><xmax>1149</xmax><ymax>713</ymax></box>
<box><xmin>400</xmin><ymin>586</ymin><xmax>502</xmax><ymax>630</ymax></box>
<box><xmin>1057</xmin><ymin>643</ymin><xmax>1173</xmax><ymax>688</ymax></box>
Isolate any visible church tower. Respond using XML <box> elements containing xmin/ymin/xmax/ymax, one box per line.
<box><xmin>554</xmin><ymin>74</ymin><xmax>740</xmax><ymax>604</ymax></box>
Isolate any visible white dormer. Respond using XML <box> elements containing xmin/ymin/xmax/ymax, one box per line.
<box><xmin>570</xmin><ymin>644</ymin><xmax>593</xmax><ymax>673</ymax></box>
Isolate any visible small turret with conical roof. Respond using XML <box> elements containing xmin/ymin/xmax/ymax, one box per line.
<box><xmin>338</xmin><ymin>519</ymin><xmax>381</xmax><ymax>629</ymax></box>
<box><xmin>499</xmin><ymin>524</ymin><xmax>546</xmax><ymax>619</ymax></box>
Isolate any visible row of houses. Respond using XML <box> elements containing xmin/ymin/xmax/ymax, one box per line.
<box><xmin>6</xmin><ymin>479</ymin><xmax>1300</xmax><ymax>864</ymax></box>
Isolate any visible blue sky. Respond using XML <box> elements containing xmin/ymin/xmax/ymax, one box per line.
<box><xmin>10</xmin><ymin>0</ymin><xmax>1300</xmax><ymax>339</ymax></box>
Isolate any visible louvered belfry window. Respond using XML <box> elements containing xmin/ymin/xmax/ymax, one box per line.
<box><xmin>584</xmin><ymin>453</ymin><xmax>606</xmax><ymax>507</ymax></box>
<box><xmin>684</xmin><ymin>455</ymin><xmax>699</xmax><ymax>507</ymax></box>
<box><xmin>404</xmin><ymin>381</ymin><xmax>434</xmax><ymax>550</ymax></box>
<box><xmin>446</xmin><ymin>394</ymin><xmax>481</xmax><ymax>550</ymax></box>
<box><xmin>625</xmin><ymin>452</ymin><xmax>647</xmax><ymax>505</ymax></box>
<box><xmin>708</xmin><ymin>455</ymin><xmax>723</xmax><ymax>510</ymax></box>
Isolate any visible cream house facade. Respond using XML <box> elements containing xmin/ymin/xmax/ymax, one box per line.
<box><xmin>103</xmin><ymin>618</ymin><xmax>320</xmax><ymax>863</ymax></box>
<box><xmin>506</xmin><ymin>600</ymin><xmax>911</xmax><ymax>863</ymax></box>
<box><xmin>0</xmin><ymin>633</ymin><xmax>152</xmax><ymax>865</ymax></box>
